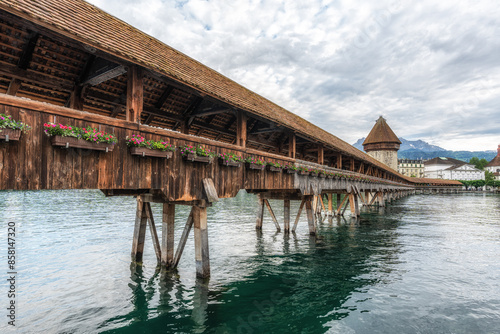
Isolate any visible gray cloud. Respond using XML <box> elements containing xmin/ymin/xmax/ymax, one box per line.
<box><xmin>89</xmin><ymin>0</ymin><xmax>500</xmax><ymax>151</ymax></box>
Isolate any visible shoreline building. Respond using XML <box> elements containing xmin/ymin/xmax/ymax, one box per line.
<box><xmin>398</xmin><ymin>159</ymin><xmax>424</xmax><ymax>177</ymax></box>
<box><xmin>363</xmin><ymin>116</ymin><xmax>401</xmax><ymax>171</ymax></box>
<box><xmin>424</xmin><ymin>157</ymin><xmax>485</xmax><ymax>180</ymax></box>
<box><xmin>485</xmin><ymin>145</ymin><xmax>500</xmax><ymax>180</ymax></box>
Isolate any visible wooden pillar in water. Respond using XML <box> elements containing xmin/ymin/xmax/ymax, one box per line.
<box><xmin>327</xmin><ymin>193</ymin><xmax>333</xmax><ymax>216</ymax></box>
<box><xmin>193</xmin><ymin>204</ymin><xmax>210</xmax><ymax>278</ymax></box>
<box><xmin>162</xmin><ymin>203</ymin><xmax>175</xmax><ymax>268</ymax></box>
<box><xmin>378</xmin><ymin>191</ymin><xmax>385</xmax><ymax>207</ymax></box>
<box><xmin>284</xmin><ymin>199</ymin><xmax>291</xmax><ymax>233</ymax></box>
<box><xmin>348</xmin><ymin>192</ymin><xmax>360</xmax><ymax>217</ymax></box>
<box><xmin>305</xmin><ymin>196</ymin><xmax>316</xmax><ymax>236</ymax></box>
<box><xmin>255</xmin><ymin>195</ymin><xmax>265</xmax><ymax>230</ymax></box>
<box><xmin>131</xmin><ymin>197</ymin><xmax>147</xmax><ymax>262</ymax></box>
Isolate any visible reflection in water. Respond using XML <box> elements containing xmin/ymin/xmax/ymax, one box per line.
<box><xmin>0</xmin><ymin>191</ymin><xmax>499</xmax><ymax>333</ymax></box>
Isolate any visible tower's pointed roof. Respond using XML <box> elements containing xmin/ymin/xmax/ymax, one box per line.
<box><xmin>363</xmin><ymin>116</ymin><xmax>402</xmax><ymax>146</ymax></box>
<box><xmin>485</xmin><ymin>145</ymin><xmax>500</xmax><ymax>167</ymax></box>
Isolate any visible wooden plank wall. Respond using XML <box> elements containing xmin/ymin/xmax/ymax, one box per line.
<box><xmin>0</xmin><ymin>101</ymin><xmax>295</xmax><ymax>201</ymax></box>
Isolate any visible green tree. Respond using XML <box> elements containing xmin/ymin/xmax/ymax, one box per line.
<box><xmin>469</xmin><ymin>157</ymin><xmax>489</xmax><ymax>170</ymax></box>
<box><xmin>485</xmin><ymin>171</ymin><xmax>495</xmax><ymax>185</ymax></box>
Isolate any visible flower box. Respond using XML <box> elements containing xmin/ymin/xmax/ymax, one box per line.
<box><xmin>327</xmin><ymin>175</ymin><xmax>334</xmax><ymax>179</ymax></box>
<box><xmin>267</xmin><ymin>165</ymin><xmax>282</xmax><ymax>172</ymax></box>
<box><xmin>299</xmin><ymin>171</ymin><xmax>310</xmax><ymax>176</ymax></box>
<box><xmin>50</xmin><ymin>135</ymin><xmax>114</xmax><ymax>152</ymax></box>
<box><xmin>183</xmin><ymin>153</ymin><xmax>213</xmax><ymax>163</ymax></box>
<box><xmin>286</xmin><ymin>169</ymin><xmax>297</xmax><ymax>174</ymax></box>
<box><xmin>310</xmin><ymin>172</ymin><xmax>319</xmax><ymax>177</ymax></box>
<box><xmin>0</xmin><ymin>128</ymin><xmax>21</xmax><ymax>141</ymax></box>
<box><xmin>219</xmin><ymin>159</ymin><xmax>241</xmax><ymax>167</ymax></box>
<box><xmin>130</xmin><ymin>147</ymin><xmax>173</xmax><ymax>158</ymax></box>
<box><xmin>319</xmin><ymin>173</ymin><xmax>327</xmax><ymax>178</ymax></box>
<box><xmin>246</xmin><ymin>162</ymin><xmax>266</xmax><ymax>170</ymax></box>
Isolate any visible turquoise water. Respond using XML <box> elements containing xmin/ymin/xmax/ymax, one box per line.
<box><xmin>1</xmin><ymin>190</ymin><xmax>499</xmax><ymax>333</ymax></box>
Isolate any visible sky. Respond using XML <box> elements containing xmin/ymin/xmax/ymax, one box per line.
<box><xmin>87</xmin><ymin>0</ymin><xmax>500</xmax><ymax>152</ymax></box>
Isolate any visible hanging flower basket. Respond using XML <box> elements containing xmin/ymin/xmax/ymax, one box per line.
<box><xmin>130</xmin><ymin>147</ymin><xmax>173</xmax><ymax>158</ymax></box>
<box><xmin>327</xmin><ymin>174</ymin><xmax>334</xmax><ymax>179</ymax></box>
<box><xmin>219</xmin><ymin>159</ymin><xmax>241</xmax><ymax>167</ymax></box>
<box><xmin>51</xmin><ymin>136</ymin><xmax>115</xmax><ymax>152</ymax></box>
<box><xmin>0</xmin><ymin>128</ymin><xmax>21</xmax><ymax>142</ymax></box>
<box><xmin>319</xmin><ymin>172</ymin><xmax>327</xmax><ymax>178</ymax></box>
<box><xmin>244</xmin><ymin>156</ymin><xmax>266</xmax><ymax>170</ymax></box>
<box><xmin>183</xmin><ymin>153</ymin><xmax>213</xmax><ymax>163</ymax></box>
<box><xmin>283</xmin><ymin>163</ymin><xmax>297</xmax><ymax>174</ymax></box>
<box><xmin>218</xmin><ymin>152</ymin><xmax>243</xmax><ymax>167</ymax></box>
<box><xmin>127</xmin><ymin>135</ymin><xmax>175</xmax><ymax>158</ymax></box>
<box><xmin>267</xmin><ymin>166</ymin><xmax>282</xmax><ymax>172</ymax></box>
<box><xmin>310</xmin><ymin>172</ymin><xmax>319</xmax><ymax>177</ymax></box>
<box><xmin>246</xmin><ymin>162</ymin><xmax>266</xmax><ymax>170</ymax></box>
<box><xmin>299</xmin><ymin>171</ymin><xmax>310</xmax><ymax>176</ymax></box>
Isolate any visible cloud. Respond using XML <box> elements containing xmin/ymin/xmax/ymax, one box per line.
<box><xmin>88</xmin><ymin>0</ymin><xmax>500</xmax><ymax>151</ymax></box>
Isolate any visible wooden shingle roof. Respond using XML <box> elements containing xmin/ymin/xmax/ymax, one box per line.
<box><xmin>363</xmin><ymin>116</ymin><xmax>401</xmax><ymax>146</ymax></box>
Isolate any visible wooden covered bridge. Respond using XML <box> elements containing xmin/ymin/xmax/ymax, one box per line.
<box><xmin>0</xmin><ymin>0</ymin><xmax>461</xmax><ymax>278</ymax></box>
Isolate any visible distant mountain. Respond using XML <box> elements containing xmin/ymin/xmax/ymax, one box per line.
<box><xmin>352</xmin><ymin>137</ymin><xmax>496</xmax><ymax>162</ymax></box>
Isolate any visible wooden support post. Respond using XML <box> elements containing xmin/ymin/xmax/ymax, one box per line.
<box><xmin>172</xmin><ymin>209</ymin><xmax>194</xmax><ymax>268</ymax></box>
<box><xmin>378</xmin><ymin>192</ymin><xmax>385</xmax><ymax>207</ymax></box>
<box><xmin>305</xmin><ymin>197</ymin><xmax>316</xmax><ymax>236</ymax></box>
<box><xmin>193</xmin><ymin>205</ymin><xmax>210</xmax><ymax>278</ymax></box>
<box><xmin>144</xmin><ymin>202</ymin><xmax>162</xmax><ymax>263</ymax></box>
<box><xmin>327</xmin><ymin>193</ymin><xmax>333</xmax><ymax>216</ymax></box>
<box><xmin>131</xmin><ymin>197</ymin><xmax>147</xmax><ymax>263</ymax></box>
<box><xmin>320</xmin><ymin>195</ymin><xmax>327</xmax><ymax>213</ymax></box>
<box><xmin>318</xmin><ymin>144</ymin><xmax>324</xmax><ymax>165</ymax></box>
<box><xmin>161</xmin><ymin>203</ymin><xmax>175</xmax><ymax>268</ymax></box>
<box><xmin>68</xmin><ymin>85</ymin><xmax>84</xmax><ymax>110</ymax></box>
<box><xmin>126</xmin><ymin>65</ymin><xmax>143</xmax><ymax>123</ymax></box>
<box><xmin>289</xmin><ymin>133</ymin><xmax>296</xmax><ymax>158</ymax></box>
<box><xmin>336</xmin><ymin>153</ymin><xmax>342</xmax><ymax>169</ymax></box>
<box><xmin>284</xmin><ymin>199</ymin><xmax>290</xmax><ymax>233</ymax></box>
<box><xmin>255</xmin><ymin>196</ymin><xmax>265</xmax><ymax>230</ymax></box>
<box><xmin>369</xmin><ymin>192</ymin><xmax>379</xmax><ymax>206</ymax></box>
<box><xmin>264</xmin><ymin>199</ymin><xmax>281</xmax><ymax>232</ymax></box>
<box><xmin>292</xmin><ymin>198</ymin><xmax>306</xmax><ymax>232</ymax></box>
<box><xmin>236</xmin><ymin>110</ymin><xmax>247</xmax><ymax>148</ymax></box>
<box><xmin>312</xmin><ymin>195</ymin><xmax>318</xmax><ymax>217</ymax></box>
<box><xmin>6</xmin><ymin>79</ymin><xmax>22</xmax><ymax>96</ymax></box>
<box><xmin>336</xmin><ymin>195</ymin><xmax>349</xmax><ymax>216</ymax></box>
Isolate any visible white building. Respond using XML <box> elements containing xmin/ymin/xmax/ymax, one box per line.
<box><xmin>485</xmin><ymin>145</ymin><xmax>500</xmax><ymax>180</ymax></box>
<box><xmin>424</xmin><ymin>157</ymin><xmax>485</xmax><ymax>180</ymax></box>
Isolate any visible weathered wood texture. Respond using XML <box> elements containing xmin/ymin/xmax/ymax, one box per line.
<box><xmin>0</xmin><ymin>99</ymin><xmax>295</xmax><ymax>201</ymax></box>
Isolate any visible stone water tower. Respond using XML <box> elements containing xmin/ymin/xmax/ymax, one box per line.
<box><xmin>363</xmin><ymin>116</ymin><xmax>401</xmax><ymax>171</ymax></box>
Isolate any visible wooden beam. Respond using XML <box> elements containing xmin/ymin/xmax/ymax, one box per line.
<box><xmin>264</xmin><ymin>199</ymin><xmax>281</xmax><ymax>232</ymax></box>
<box><xmin>6</xmin><ymin>79</ymin><xmax>22</xmax><ymax>96</ymax></box>
<box><xmin>161</xmin><ymin>203</ymin><xmax>175</xmax><ymax>268</ymax></box>
<box><xmin>81</xmin><ymin>57</ymin><xmax>127</xmax><ymax>86</ymax></box>
<box><xmin>155</xmin><ymin>85</ymin><xmax>174</xmax><ymax>109</ymax></box>
<box><xmin>292</xmin><ymin>198</ymin><xmax>306</xmax><ymax>232</ymax></box>
<box><xmin>126</xmin><ymin>65</ymin><xmax>143</xmax><ymax>123</ymax></box>
<box><xmin>336</xmin><ymin>153</ymin><xmax>342</xmax><ymax>169</ymax></box>
<box><xmin>318</xmin><ymin>144</ymin><xmax>324</xmax><ymax>165</ymax></box>
<box><xmin>236</xmin><ymin>110</ymin><xmax>247</xmax><ymax>148</ymax></box>
<box><xmin>67</xmin><ymin>85</ymin><xmax>84</xmax><ymax>110</ymax></box>
<box><xmin>284</xmin><ymin>199</ymin><xmax>290</xmax><ymax>233</ymax></box>
<box><xmin>190</xmin><ymin>106</ymin><xmax>231</xmax><ymax>118</ymax></box>
<box><xmin>305</xmin><ymin>197</ymin><xmax>316</xmax><ymax>236</ymax></box>
<box><xmin>255</xmin><ymin>196</ymin><xmax>265</xmax><ymax>230</ymax></box>
<box><xmin>17</xmin><ymin>32</ymin><xmax>39</xmax><ymax>70</ymax></box>
<box><xmin>144</xmin><ymin>202</ymin><xmax>162</xmax><ymax>263</ymax></box>
<box><xmin>289</xmin><ymin>133</ymin><xmax>296</xmax><ymax>158</ymax></box>
<box><xmin>193</xmin><ymin>205</ymin><xmax>210</xmax><ymax>278</ymax></box>
<box><xmin>131</xmin><ymin>197</ymin><xmax>147</xmax><ymax>263</ymax></box>
<box><xmin>172</xmin><ymin>208</ymin><xmax>194</xmax><ymax>268</ymax></box>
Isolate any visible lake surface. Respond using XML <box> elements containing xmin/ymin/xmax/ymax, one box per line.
<box><xmin>1</xmin><ymin>190</ymin><xmax>499</xmax><ymax>333</ymax></box>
